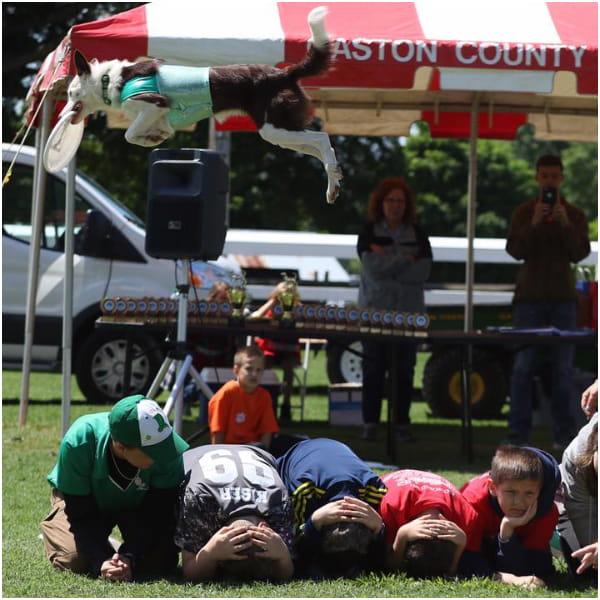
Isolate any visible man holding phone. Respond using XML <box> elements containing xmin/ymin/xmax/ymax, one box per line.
<box><xmin>505</xmin><ymin>155</ymin><xmax>591</xmax><ymax>450</ymax></box>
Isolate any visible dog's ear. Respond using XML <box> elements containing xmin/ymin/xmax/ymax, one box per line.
<box><xmin>74</xmin><ymin>50</ymin><xmax>91</xmax><ymax>76</ymax></box>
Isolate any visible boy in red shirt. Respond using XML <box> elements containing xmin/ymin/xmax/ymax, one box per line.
<box><xmin>460</xmin><ymin>445</ymin><xmax>561</xmax><ymax>581</ymax></box>
<box><xmin>380</xmin><ymin>469</ymin><xmax>481</xmax><ymax>578</ymax></box>
<box><xmin>208</xmin><ymin>346</ymin><xmax>279</xmax><ymax>450</ymax></box>
<box><xmin>380</xmin><ymin>469</ymin><xmax>544</xmax><ymax>587</ymax></box>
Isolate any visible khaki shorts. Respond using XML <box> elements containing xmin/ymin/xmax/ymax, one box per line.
<box><xmin>40</xmin><ymin>488</ymin><xmax>178</xmax><ymax>578</ymax></box>
<box><xmin>40</xmin><ymin>488</ymin><xmax>93</xmax><ymax>573</ymax></box>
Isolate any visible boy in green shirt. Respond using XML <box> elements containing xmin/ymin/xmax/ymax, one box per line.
<box><xmin>41</xmin><ymin>394</ymin><xmax>188</xmax><ymax>581</ymax></box>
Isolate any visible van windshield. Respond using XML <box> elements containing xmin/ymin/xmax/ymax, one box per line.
<box><xmin>78</xmin><ymin>171</ymin><xmax>145</xmax><ymax>228</ymax></box>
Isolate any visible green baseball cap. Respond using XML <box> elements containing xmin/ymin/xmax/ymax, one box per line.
<box><xmin>109</xmin><ymin>394</ymin><xmax>188</xmax><ymax>464</ymax></box>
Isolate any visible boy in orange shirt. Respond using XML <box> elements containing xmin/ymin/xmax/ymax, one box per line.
<box><xmin>208</xmin><ymin>345</ymin><xmax>280</xmax><ymax>450</ymax></box>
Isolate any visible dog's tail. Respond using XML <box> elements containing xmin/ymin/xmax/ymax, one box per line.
<box><xmin>286</xmin><ymin>6</ymin><xmax>331</xmax><ymax>80</ymax></box>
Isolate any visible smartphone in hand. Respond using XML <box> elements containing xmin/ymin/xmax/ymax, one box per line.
<box><xmin>541</xmin><ymin>186</ymin><xmax>557</xmax><ymax>206</ymax></box>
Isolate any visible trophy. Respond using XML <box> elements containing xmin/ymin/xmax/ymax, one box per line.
<box><xmin>346</xmin><ymin>305</ymin><xmax>360</xmax><ymax>331</ymax></box>
<box><xmin>277</xmin><ymin>272</ymin><xmax>299</xmax><ymax>327</ymax></box>
<box><xmin>392</xmin><ymin>311</ymin><xmax>405</xmax><ymax>335</ymax></box>
<box><xmin>370</xmin><ymin>309</ymin><xmax>382</xmax><ymax>334</ymax></box>
<box><xmin>227</xmin><ymin>272</ymin><xmax>247</xmax><ymax>323</ymax></box>
<box><xmin>325</xmin><ymin>305</ymin><xmax>337</xmax><ymax>330</ymax></box>
<box><xmin>414</xmin><ymin>312</ymin><xmax>431</xmax><ymax>337</ymax></box>
<box><xmin>381</xmin><ymin>310</ymin><xmax>394</xmax><ymax>333</ymax></box>
<box><xmin>359</xmin><ymin>308</ymin><xmax>372</xmax><ymax>334</ymax></box>
<box><xmin>294</xmin><ymin>304</ymin><xmax>306</xmax><ymax>328</ymax></box>
<box><xmin>405</xmin><ymin>312</ymin><xmax>416</xmax><ymax>336</ymax></box>
<box><xmin>304</xmin><ymin>304</ymin><xmax>317</xmax><ymax>328</ymax></box>
<box><xmin>315</xmin><ymin>304</ymin><xmax>327</xmax><ymax>329</ymax></box>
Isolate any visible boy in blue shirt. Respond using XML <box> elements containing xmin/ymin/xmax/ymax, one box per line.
<box><xmin>277</xmin><ymin>438</ymin><xmax>387</xmax><ymax>578</ymax></box>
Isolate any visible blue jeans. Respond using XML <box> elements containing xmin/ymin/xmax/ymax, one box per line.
<box><xmin>362</xmin><ymin>340</ymin><xmax>416</xmax><ymax>426</ymax></box>
<box><xmin>508</xmin><ymin>300</ymin><xmax>577</xmax><ymax>443</ymax></box>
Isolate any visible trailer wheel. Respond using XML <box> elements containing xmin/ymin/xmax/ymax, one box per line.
<box><xmin>422</xmin><ymin>348</ymin><xmax>507</xmax><ymax>419</ymax></box>
<box><xmin>76</xmin><ymin>330</ymin><xmax>163</xmax><ymax>404</ymax></box>
<box><xmin>326</xmin><ymin>340</ymin><xmax>363</xmax><ymax>383</ymax></box>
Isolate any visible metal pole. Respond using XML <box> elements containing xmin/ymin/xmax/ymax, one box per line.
<box><xmin>461</xmin><ymin>94</ymin><xmax>480</xmax><ymax>462</ymax></box>
<box><xmin>209</xmin><ymin>119</ymin><xmax>231</xmax><ymax>226</ymax></box>
<box><xmin>19</xmin><ymin>97</ymin><xmax>52</xmax><ymax>426</ymax></box>
<box><xmin>465</xmin><ymin>94</ymin><xmax>480</xmax><ymax>332</ymax></box>
<box><xmin>173</xmin><ymin>263</ymin><xmax>190</xmax><ymax>433</ymax></box>
<box><xmin>61</xmin><ymin>156</ymin><xmax>76</xmax><ymax>435</ymax></box>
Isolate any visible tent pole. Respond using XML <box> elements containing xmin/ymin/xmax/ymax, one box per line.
<box><xmin>61</xmin><ymin>157</ymin><xmax>76</xmax><ymax>436</ymax></box>
<box><xmin>209</xmin><ymin>119</ymin><xmax>231</xmax><ymax>226</ymax></box>
<box><xmin>460</xmin><ymin>94</ymin><xmax>481</xmax><ymax>462</ymax></box>
<box><xmin>19</xmin><ymin>97</ymin><xmax>52</xmax><ymax>426</ymax></box>
<box><xmin>465</xmin><ymin>94</ymin><xmax>480</xmax><ymax>332</ymax></box>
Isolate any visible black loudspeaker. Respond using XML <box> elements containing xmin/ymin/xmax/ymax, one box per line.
<box><xmin>145</xmin><ymin>148</ymin><xmax>229</xmax><ymax>260</ymax></box>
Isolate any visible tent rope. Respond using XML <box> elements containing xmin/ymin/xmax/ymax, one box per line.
<box><xmin>3</xmin><ymin>46</ymin><xmax>69</xmax><ymax>187</ymax></box>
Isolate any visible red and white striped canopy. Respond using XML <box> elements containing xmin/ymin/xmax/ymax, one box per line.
<box><xmin>27</xmin><ymin>1</ymin><xmax>598</xmax><ymax>140</ymax></box>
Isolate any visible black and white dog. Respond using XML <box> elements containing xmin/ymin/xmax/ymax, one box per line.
<box><xmin>62</xmin><ymin>6</ymin><xmax>341</xmax><ymax>203</ymax></box>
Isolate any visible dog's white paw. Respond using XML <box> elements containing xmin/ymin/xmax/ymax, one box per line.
<box><xmin>326</xmin><ymin>180</ymin><xmax>341</xmax><ymax>204</ymax></box>
<box><xmin>325</xmin><ymin>163</ymin><xmax>342</xmax><ymax>203</ymax></box>
<box><xmin>326</xmin><ymin>163</ymin><xmax>343</xmax><ymax>183</ymax></box>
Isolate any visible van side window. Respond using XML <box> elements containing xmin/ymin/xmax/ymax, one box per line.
<box><xmin>2</xmin><ymin>162</ymin><xmax>91</xmax><ymax>251</ymax></box>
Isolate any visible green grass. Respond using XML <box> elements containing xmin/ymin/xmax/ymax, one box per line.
<box><xmin>3</xmin><ymin>368</ymin><xmax>597</xmax><ymax>598</ymax></box>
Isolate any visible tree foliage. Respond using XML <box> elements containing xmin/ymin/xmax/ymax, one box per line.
<box><xmin>2</xmin><ymin>2</ymin><xmax>597</xmax><ymax>242</ymax></box>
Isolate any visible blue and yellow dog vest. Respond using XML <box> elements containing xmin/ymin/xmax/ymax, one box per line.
<box><xmin>120</xmin><ymin>65</ymin><xmax>213</xmax><ymax>129</ymax></box>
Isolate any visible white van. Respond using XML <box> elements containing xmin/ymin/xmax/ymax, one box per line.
<box><xmin>2</xmin><ymin>144</ymin><xmax>236</xmax><ymax>403</ymax></box>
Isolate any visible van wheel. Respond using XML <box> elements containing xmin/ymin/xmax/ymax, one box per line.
<box><xmin>422</xmin><ymin>348</ymin><xmax>507</xmax><ymax>419</ymax></box>
<box><xmin>76</xmin><ymin>330</ymin><xmax>163</xmax><ymax>404</ymax></box>
<box><xmin>326</xmin><ymin>340</ymin><xmax>363</xmax><ymax>383</ymax></box>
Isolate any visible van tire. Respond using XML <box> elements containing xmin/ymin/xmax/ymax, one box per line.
<box><xmin>326</xmin><ymin>340</ymin><xmax>363</xmax><ymax>383</ymax></box>
<box><xmin>76</xmin><ymin>330</ymin><xmax>163</xmax><ymax>404</ymax></box>
<box><xmin>422</xmin><ymin>348</ymin><xmax>507</xmax><ymax>419</ymax></box>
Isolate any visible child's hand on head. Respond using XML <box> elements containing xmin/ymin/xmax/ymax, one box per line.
<box><xmin>201</xmin><ymin>524</ymin><xmax>253</xmax><ymax>562</ymax></box>
<box><xmin>395</xmin><ymin>514</ymin><xmax>440</xmax><ymax>548</ymax></box>
<box><xmin>248</xmin><ymin>523</ymin><xmax>288</xmax><ymax>560</ymax></box>
<box><xmin>311</xmin><ymin>499</ymin><xmax>348</xmax><ymax>529</ymax></box>
<box><xmin>431</xmin><ymin>519</ymin><xmax>466</xmax><ymax>548</ymax></box>
<box><xmin>339</xmin><ymin>496</ymin><xmax>382</xmax><ymax>533</ymax></box>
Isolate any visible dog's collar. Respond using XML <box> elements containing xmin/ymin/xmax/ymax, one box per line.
<box><xmin>101</xmin><ymin>74</ymin><xmax>112</xmax><ymax>106</ymax></box>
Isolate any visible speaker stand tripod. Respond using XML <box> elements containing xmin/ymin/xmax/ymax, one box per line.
<box><xmin>146</xmin><ymin>260</ymin><xmax>214</xmax><ymax>439</ymax></box>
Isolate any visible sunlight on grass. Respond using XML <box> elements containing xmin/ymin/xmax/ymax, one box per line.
<box><xmin>3</xmin><ymin>369</ymin><xmax>594</xmax><ymax>598</ymax></box>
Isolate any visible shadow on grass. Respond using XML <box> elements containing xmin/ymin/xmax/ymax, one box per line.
<box><xmin>180</xmin><ymin>417</ymin><xmax>537</xmax><ymax>475</ymax></box>
<box><xmin>2</xmin><ymin>397</ymin><xmax>90</xmax><ymax>406</ymax></box>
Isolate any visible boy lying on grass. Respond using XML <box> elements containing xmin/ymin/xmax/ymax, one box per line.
<box><xmin>460</xmin><ymin>445</ymin><xmax>561</xmax><ymax>583</ymax></box>
<box><xmin>174</xmin><ymin>444</ymin><xmax>294</xmax><ymax>582</ymax></box>
<box><xmin>277</xmin><ymin>437</ymin><xmax>387</xmax><ymax>578</ymax></box>
<box><xmin>381</xmin><ymin>469</ymin><xmax>545</xmax><ymax>588</ymax></box>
